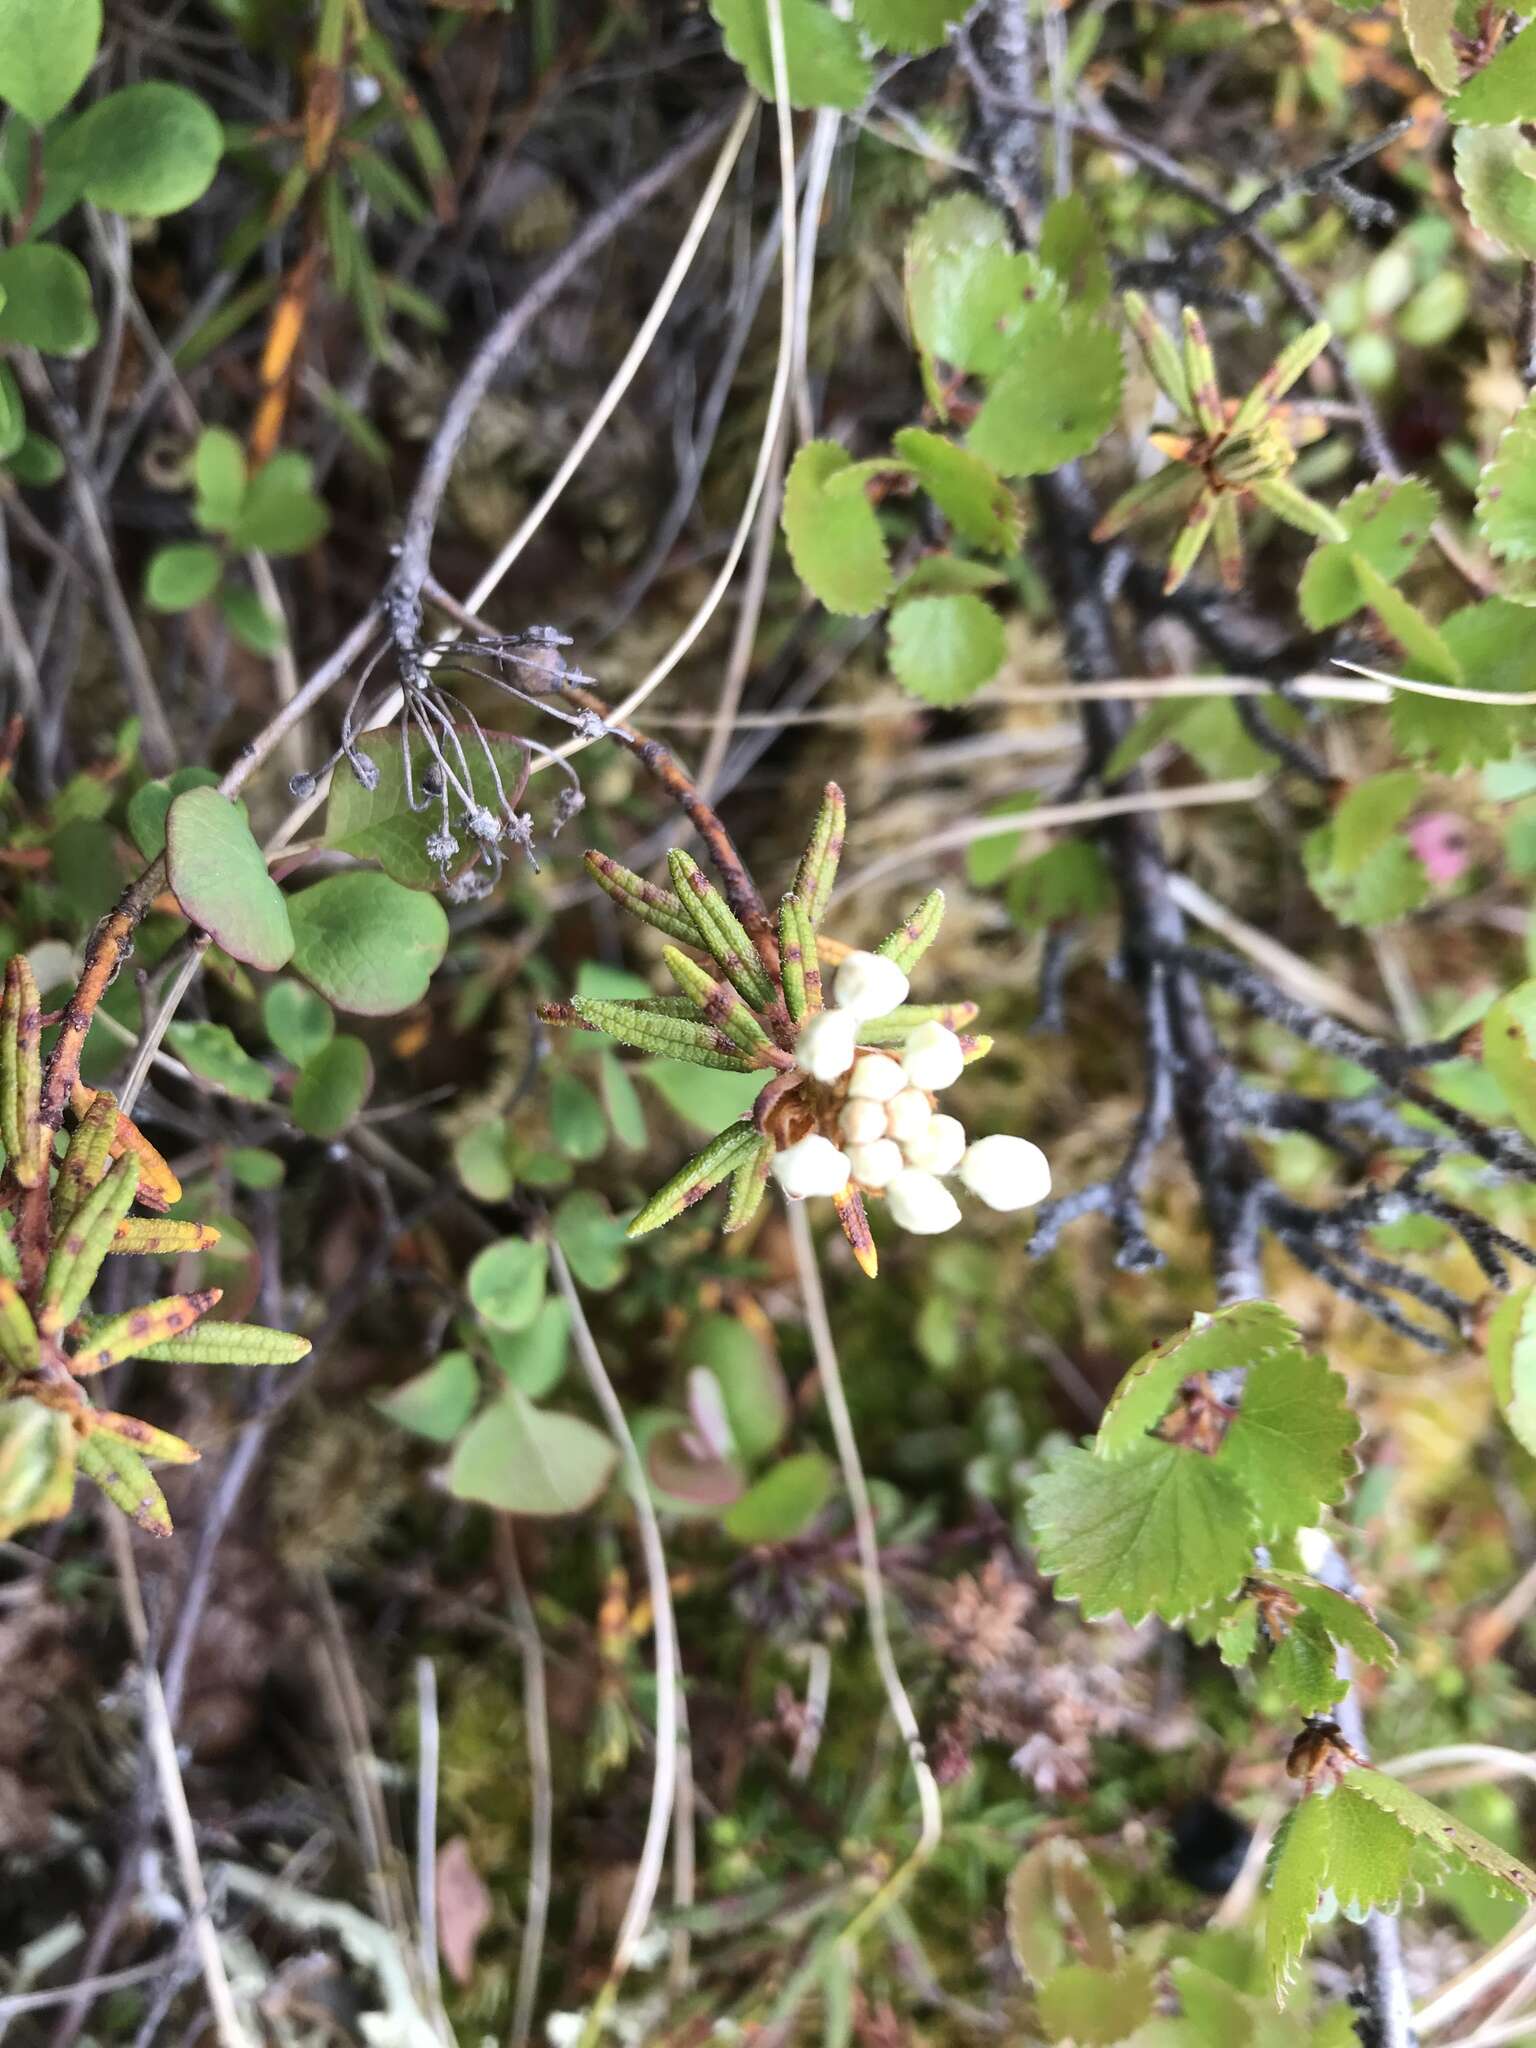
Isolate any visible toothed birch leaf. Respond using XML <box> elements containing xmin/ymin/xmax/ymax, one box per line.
<box><xmin>166</xmin><ymin>788</ymin><xmax>294</xmax><ymax>971</ymax></box>
<box><xmin>710</xmin><ymin>0</ymin><xmax>871</xmax><ymax>109</ymax></box>
<box><xmin>888</xmin><ymin>592</ymin><xmax>1005</xmax><ymax>704</ymax></box>
<box><xmin>1040</xmin><ymin>192</ymin><xmax>1112</xmax><ymax>312</ymax></box>
<box><xmin>852</xmin><ymin>0</ymin><xmax>963</xmax><ymax>54</ymax></box>
<box><xmin>1483</xmin><ymin>982</ymin><xmax>1536</xmax><ymax>1146</ymax></box>
<box><xmin>905</xmin><ymin>192</ymin><xmax>1059</xmax><ymax>378</ymax></box>
<box><xmin>783</xmin><ymin>440</ymin><xmax>893</xmax><ymax>615</ymax></box>
<box><xmin>1487</xmin><ymin>1281</ymin><xmax>1536</xmax><ymax>1454</ymax></box>
<box><xmin>1354</xmin><ymin>555</ymin><xmax>1464</xmax><ymax>691</ymax></box>
<box><xmin>1268</xmin><ymin>1612</ymin><xmax>1348</xmax><ymax>1714</ymax></box>
<box><xmin>1391</xmin><ymin>599</ymin><xmax>1532</xmax><ymax>768</ymax></box>
<box><xmin>1035</xmin><ymin>1960</ymin><xmax>1156</xmax><ymax>2047</ymax></box>
<box><xmin>892</xmin><ymin>428</ymin><xmax>1022</xmax><ymax>553</ymax></box>
<box><xmin>1028</xmin><ymin>1439</ymin><xmax>1257</xmax><ymax>1624</ymax></box>
<box><xmin>1260</xmin><ymin>1571</ymin><xmax>1397</xmax><ymax>1671</ymax></box>
<box><xmin>968</xmin><ymin>303</ymin><xmax>1124</xmax><ymax>476</ymax></box>
<box><xmin>1218</xmin><ymin>1347</ymin><xmax>1359</xmax><ymax>1538</ymax></box>
<box><xmin>288</xmin><ymin>872</ymin><xmax>448</xmax><ymax>1015</ymax></box>
<box><xmin>1345</xmin><ymin>1768</ymin><xmax>1536</xmax><ymax>1903</ymax></box>
<box><xmin>1299</xmin><ymin>477</ymin><xmax>1438</xmax><ymax>627</ymax></box>
<box><xmin>1403</xmin><ymin>0</ymin><xmax>1460</xmax><ymax>90</ymax></box>
<box><xmin>1451</xmin><ymin>21</ymin><xmax>1536</xmax><ymax>123</ymax></box>
<box><xmin>1097</xmin><ymin>1302</ymin><xmax>1304</xmax><ymax>1459</ymax></box>
<box><xmin>1477</xmin><ymin>393</ymin><xmax>1536</xmax><ymax>563</ymax></box>
<box><xmin>448</xmin><ymin>1389</ymin><xmax>617</xmax><ymax>1516</ymax></box>
<box><xmin>1455</xmin><ymin>124</ymin><xmax>1536</xmax><ymax>261</ymax></box>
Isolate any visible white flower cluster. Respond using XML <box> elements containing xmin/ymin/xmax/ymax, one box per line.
<box><xmin>768</xmin><ymin>950</ymin><xmax>1052</xmax><ymax>1234</ymax></box>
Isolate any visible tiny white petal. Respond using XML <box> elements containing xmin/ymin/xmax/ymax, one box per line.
<box><xmin>958</xmin><ymin>1133</ymin><xmax>1052</xmax><ymax>1212</ymax></box>
<box><xmin>848</xmin><ymin>1137</ymin><xmax>904</xmax><ymax>1189</ymax></box>
<box><xmin>832</xmin><ymin>949</ymin><xmax>910</xmax><ymax>1022</ymax></box>
<box><xmin>840</xmin><ymin>1098</ymin><xmax>887</xmax><ymax>1145</ymax></box>
<box><xmin>771</xmin><ymin>1133</ymin><xmax>851</xmax><ymax>1200</ymax></box>
<box><xmin>847</xmin><ymin>1052</ymin><xmax>905</xmax><ymax>1102</ymax></box>
<box><xmin>904</xmin><ymin>1112</ymin><xmax>967</xmax><ymax>1175</ymax></box>
<box><xmin>886</xmin><ymin>1167</ymin><xmax>962</xmax><ymax>1235</ymax></box>
<box><xmin>901</xmin><ymin>1020</ymin><xmax>965</xmax><ymax>1092</ymax></box>
<box><xmin>546</xmin><ymin>2018</ymin><xmax>586</xmax><ymax>2048</ymax></box>
<box><xmin>796</xmin><ymin>1008</ymin><xmax>858</xmax><ymax>1082</ymax></box>
<box><xmin>885</xmin><ymin>1086</ymin><xmax>932</xmax><ymax>1144</ymax></box>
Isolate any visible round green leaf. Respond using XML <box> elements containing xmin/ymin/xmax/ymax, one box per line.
<box><xmin>166</xmin><ymin>786</ymin><xmax>294</xmax><ymax>972</ymax></box>
<box><xmin>448</xmin><ymin>1389</ymin><xmax>617</xmax><ymax>1516</ymax></box>
<box><xmin>374</xmin><ymin>1350</ymin><xmax>479</xmax><ymax>1444</ymax></box>
<box><xmin>65</xmin><ymin>83</ymin><xmax>223</xmax><ymax>217</ymax></box>
<box><xmin>1488</xmin><ymin>1283</ymin><xmax>1536</xmax><ymax>1456</ymax></box>
<box><xmin>486</xmin><ymin>1296</ymin><xmax>570</xmax><ymax>1398</ymax></box>
<box><xmin>852</xmin><ymin>0</ymin><xmax>962</xmax><ymax>54</ymax></box>
<box><xmin>229</xmin><ymin>450</ymin><xmax>329</xmax><ymax>555</ymax></box>
<box><xmin>721</xmin><ymin>1451</ymin><xmax>833</xmax><ymax>1543</ymax></box>
<box><xmin>291</xmin><ymin>1034</ymin><xmax>372</xmax><ymax>1139</ymax></box>
<box><xmin>7</xmin><ymin>432</ymin><xmax>62</xmax><ymax>485</ymax></box>
<box><xmin>468</xmin><ymin>1237</ymin><xmax>548</xmax><ymax>1333</ymax></box>
<box><xmin>287</xmin><ymin>871</ymin><xmax>448</xmax><ymax>1016</ymax></box>
<box><xmin>782</xmin><ymin>440</ymin><xmax>893</xmax><ymax>616</ymax></box>
<box><xmin>0</xmin><ymin>244</ymin><xmax>97</xmax><ymax>356</ymax></box>
<box><xmin>455</xmin><ymin>1120</ymin><xmax>514</xmax><ymax>1202</ymax></box>
<box><xmin>193</xmin><ymin>427</ymin><xmax>246</xmax><ymax>533</ymax></box>
<box><xmin>219</xmin><ymin>585</ymin><xmax>286</xmax><ymax>654</ymax></box>
<box><xmin>229</xmin><ymin>1146</ymin><xmax>285</xmax><ymax>1190</ymax></box>
<box><xmin>888</xmin><ymin>592</ymin><xmax>1005</xmax><ymax>705</ymax></box>
<box><xmin>551</xmin><ymin>1189</ymin><xmax>629</xmax><ymax>1291</ymax></box>
<box><xmin>0</xmin><ymin>0</ymin><xmax>100</xmax><ymax>126</ymax></box>
<box><xmin>126</xmin><ymin>765</ymin><xmax>220</xmax><ymax>861</ymax></box>
<box><xmin>682</xmin><ymin>1313</ymin><xmax>788</xmax><ymax>1462</ymax></box>
<box><xmin>165</xmin><ymin>1021</ymin><xmax>273</xmax><ymax>1102</ymax></box>
<box><xmin>1450</xmin><ymin>21</ymin><xmax>1536</xmax><ymax>125</ymax></box>
<box><xmin>146</xmin><ymin>542</ymin><xmax>221</xmax><ymax>613</ymax></box>
<box><xmin>263</xmin><ymin>979</ymin><xmax>334</xmax><ymax>1066</ymax></box>
<box><xmin>549</xmin><ymin>1072</ymin><xmax>606</xmax><ymax>1162</ymax></box>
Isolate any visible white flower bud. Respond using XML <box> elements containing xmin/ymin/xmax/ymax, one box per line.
<box><xmin>901</xmin><ymin>1020</ymin><xmax>965</xmax><ymax>1092</ymax></box>
<box><xmin>848</xmin><ymin>1137</ymin><xmax>904</xmax><ymax>1189</ymax></box>
<box><xmin>796</xmin><ymin>1008</ymin><xmax>858</xmax><ymax>1082</ymax></box>
<box><xmin>904</xmin><ymin>1112</ymin><xmax>966</xmax><ymax>1175</ymax></box>
<box><xmin>847</xmin><ymin>1052</ymin><xmax>905</xmax><ymax>1102</ymax></box>
<box><xmin>886</xmin><ymin>1167</ymin><xmax>962</xmax><ymax>1235</ymax></box>
<box><xmin>832</xmin><ymin>949</ymin><xmax>910</xmax><ymax>1022</ymax></box>
<box><xmin>771</xmin><ymin>1133</ymin><xmax>851</xmax><ymax>1200</ymax></box>
<box><xmin>885</xmin><ymin>1086</ymin><xmax>932</xmax><ymax>1144</ymax></box>
<box><xmin>958</xmin><ymin>1133</ymin><xmax>1052</xmax><ymax>1212</ymax></box>
<box><xmin>840</xmin><ymin>1098</ymin><xmax>888</xmax><ymax>1145</ymax></box>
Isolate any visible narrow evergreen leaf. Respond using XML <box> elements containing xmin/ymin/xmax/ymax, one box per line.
<box><xmin>559</xmin><ymin>997</ymin><xmax>755</xmax><ymax>1072</ymax></box>
<box><xmin>662</xmin><ymin>947</ymin><xmax>774</xmax><ymax>1057</ymax></box>
<box><xmin>41</xmin><ymin>1154</ymin><xmax>141</xmax><ymax>1333</ymax></box>
<box><xmin>0</xmin><ymin>1275</ymin><xmax>38</xmax><ymax>1373</ymax></box>
<box><xmin>55</xmin><ymin>1090</ymin><xmax>120</xmax><ymax>1229</ymax></box>
<box><xmin>793</xmin><ymin>784</ymin><xmax>846</xmax><ymax>926</ymax></box>
<box><xmin>724</xmin><ymin>1136</ymin><xmax>773</xmax><ymax>1233</ymax></box>
<box><xmin>875</xmin><ymin>888</ymin><xmax>945</xmax><ymax>971</ymax></box>
<box><xmin>71</xmin><ymin>1289</ymin><xmax>223</xmax><ymax>1375</ymax></box>
<box><xmin>628</xmin><ymin>1123</ymin><xmax>765</xmax><ymax>1237</ymax></box>
<box><xmin>0</xmin><ymin>955</ymin><xmax>43</xmax><ymax>1187</ymax></box>
<box><xmin>668</xmin><ymin>850</ymin><xmax>775</xmax><ymax>1008</ymax></box>
<box><xmin>78</xmin><ymin>1432</ymin><xmax>174</xmax><ymax>1537</ymax></box>
<box><xmin>583</xmin><ymin>851</ymin><xmax>697</xmax><ymax>943</ymax></box>
<box><xmin>129</xmin><ymin>1321</ymin><xmax>313</xmax><ymax>1366</ymax></box>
